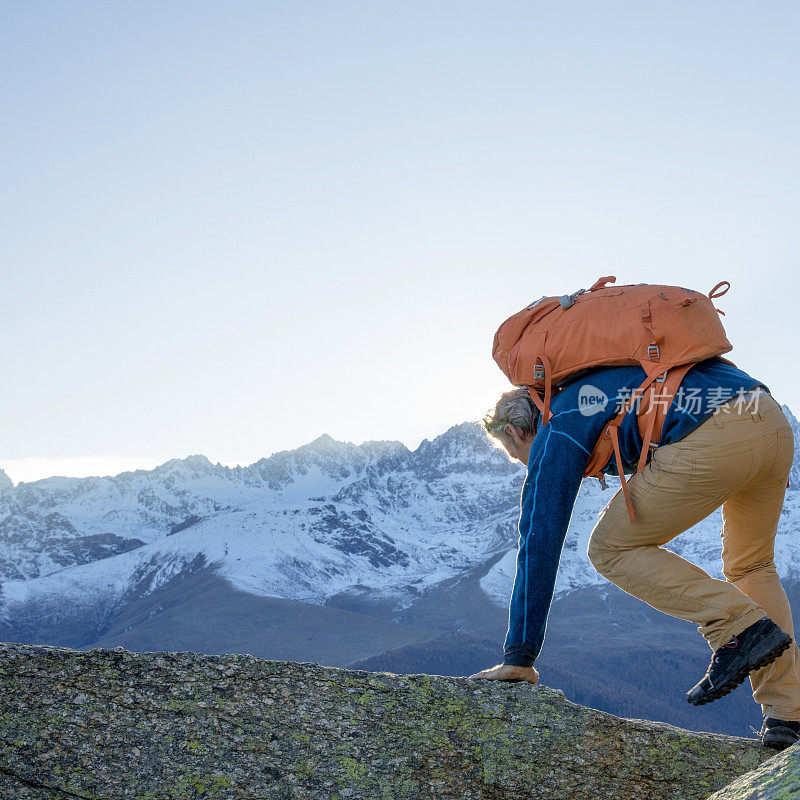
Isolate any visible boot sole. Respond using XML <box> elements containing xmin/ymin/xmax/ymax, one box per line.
<box><xmin>687</xmin><ymin>632</ymin><xmax>792</xmax><ymax>706</ymax></box>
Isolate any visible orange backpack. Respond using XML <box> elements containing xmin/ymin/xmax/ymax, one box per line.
<box><xmin>492</xmin><ymin>276</ymin><xmax>734</xmax><ymax>522</ymax></box>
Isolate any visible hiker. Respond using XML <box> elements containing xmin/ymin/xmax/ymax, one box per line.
<box><xmin>468</xmin><ymin>279</ymin><xmax>800</xmax><ymax>751</ymax></box>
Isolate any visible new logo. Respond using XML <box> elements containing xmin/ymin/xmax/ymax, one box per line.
<box><xmin>578</xmin><ymin>385</ymin><xmax>608</xmax><ymax>416</ymax></box>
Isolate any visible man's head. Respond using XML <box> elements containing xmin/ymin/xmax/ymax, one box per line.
<box><xmin>483</xmin><ymin>388</ymin><xmax>540</xmax><ymax>465</ymax></box>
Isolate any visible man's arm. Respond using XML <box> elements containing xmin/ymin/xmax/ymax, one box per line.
<box><xmin>471</xmin><ymin>415</ymin><xmax>592</xmax><ymax>680</ymax></box>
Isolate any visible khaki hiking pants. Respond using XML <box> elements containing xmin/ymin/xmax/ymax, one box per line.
<box><xmin>587</xmin><ymin>391</ymin><xmax>799</xmax><ymax>721</ymax></box>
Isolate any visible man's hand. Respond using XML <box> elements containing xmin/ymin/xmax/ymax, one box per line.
<box><xmin>468</xmin><ymin>663</ymin><xmax>539</xmax><ymax>684</ymax></box>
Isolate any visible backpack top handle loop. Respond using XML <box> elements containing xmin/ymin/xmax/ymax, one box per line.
<box><xmin>589</xmin><ymin>275</ymin><xmax>617</xmax><ymax>292</ymax></box>
<box><xmin>708</xmin><ymin>280</ymin><xmax>731</xmax><ymax>299</ymax></box>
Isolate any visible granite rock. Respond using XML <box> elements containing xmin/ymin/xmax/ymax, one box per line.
<box><xmin>0</xmin><ymin>642</ymin><xmax>773</xmax><ymax>800</ymax></box>
<box><xmin>708</xmin><ymin>743</ymin><xmax>800</xmax><ymax>799</ymax></box>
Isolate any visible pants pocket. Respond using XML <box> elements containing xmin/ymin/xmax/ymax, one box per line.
<box><xmin>687</xmin><ymin>440</ymin><xmax>753</xmax><ymax>488</ymax></box>
<box><xmin>769</xmin><ymin>426</ymin><xmax>795</xmax><ymax>481</ymax></box>
<box><xmin>648</xmin><ymin>443</ymin><xmax>692</xmax><ymax>489</ymax></box>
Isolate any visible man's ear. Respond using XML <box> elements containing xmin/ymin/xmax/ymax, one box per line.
<box><xmin>506</xmin><ymin>424</ymin><xmax>522</xmax><ymax>444</ymax></box>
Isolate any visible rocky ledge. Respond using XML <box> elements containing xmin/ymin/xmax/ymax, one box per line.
<box><xmin>707</xmin><ymin>742</ymin><xmax>800</xmax><ymax>799</ymax></box>
<box><xmin>0</xmin><ymin>642</ymin><xmax>781</xmax><ymax>799</ymax></box>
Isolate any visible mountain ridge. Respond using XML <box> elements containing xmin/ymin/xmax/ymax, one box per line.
<box><xmin>2</xmin><ymin>410</ymin><xmax>798</xmax><ymax>630</ymax></box>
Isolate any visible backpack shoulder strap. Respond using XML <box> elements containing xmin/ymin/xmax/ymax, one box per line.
<box><xmin>584</xmin><ymin>364</ymin><xmax>694</xmax><ymax>522</ymax></box>
<box><xmin>634</xmin><ymin>363</ymin><xmax>695</xmax><ymax>471</ymax></box>
<box><xmin>526</xmin><ymin>354</ymin><xmax>554</xmax><ymax>425</ymax></box>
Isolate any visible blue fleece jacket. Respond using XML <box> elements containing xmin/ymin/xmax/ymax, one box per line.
<box><xmin>502</xmin><ymin>357</ymin><xmax>766</xmax><ymax>667</ymax></box>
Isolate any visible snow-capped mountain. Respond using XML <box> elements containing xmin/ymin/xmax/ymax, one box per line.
<box><xmin>0</xmin><ymin>424</ymin><xmax>521</xmax><ymax>629</ymax></box>
<box><xmin>1</xmin><ymin>407</ymin><xmax>799</xmax><ymax>644</ymax></box>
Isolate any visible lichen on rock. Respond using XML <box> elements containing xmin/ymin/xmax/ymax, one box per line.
<box><xmin>0</xmin><ymin>642</ymin><xmax>774</xmax><ymax>799</ymax></box>
<box><xmin>707</xmin><ymin>743</ymin><xmax>800</xmax><ymax>799</ymax></box>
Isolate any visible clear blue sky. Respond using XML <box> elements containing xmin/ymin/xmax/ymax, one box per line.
<box><xmin>2</xmin><ymin>1</ymin><xmax>799</xmax><ymax>483</ymax></box>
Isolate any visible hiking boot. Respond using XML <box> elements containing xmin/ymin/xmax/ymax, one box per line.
<box><xmin>687</xmin><ymin>617</ymin><xmax>792</xmax><ymax>706</ymax></box>
<box><xmin>760</xmin><ymin>717</ymin><xmax>800</xmax><ymax>750</ymax></box>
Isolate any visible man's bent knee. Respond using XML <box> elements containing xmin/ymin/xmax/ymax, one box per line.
<box><xmin>723</xmin><ymin>561</ymin><xmax>780</xmax><ymax>584</ymax></box>
<box><xmin>587</xmin><ymin>530</ymin><xmax>618</xmax><ymax>577</ymax></box>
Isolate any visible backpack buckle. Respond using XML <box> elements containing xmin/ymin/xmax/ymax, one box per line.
<box><xmin>558</xmin><ymin>289</ymin><xmax>586</xmax><ymax>310</ymax></box>
<box><xmin>648</xmin><ymin>344</ymin><xmax>660</xmax><ymax>360</ymax></box>
<box><xmin>655</xmin><ymin>370</ymin><xmax>667</xmax><ymax>383</ymax></box>
<box><xmin>533</xmin><ymin>365</ymin><xmax>545</xmax><ymax>380</ymax></box>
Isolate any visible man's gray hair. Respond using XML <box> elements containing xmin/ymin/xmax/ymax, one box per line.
<box><xmin>483</xmin><ymin>388</ymin><xmax>540</xmax><ymax>442</ymax></box>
